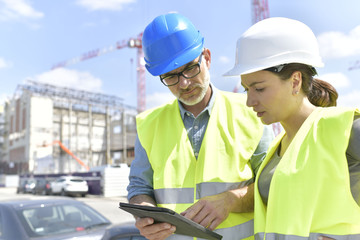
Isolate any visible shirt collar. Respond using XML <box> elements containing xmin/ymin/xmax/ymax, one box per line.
<box><xmin>178</xmin><ymin>83</ymin><xmax>217</xmax><ymax>119</ymax></box>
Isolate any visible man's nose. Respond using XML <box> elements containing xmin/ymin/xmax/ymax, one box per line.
<box><xmin>178</xmin><ymin>76</ymin><xmax>191</xmax><ymax>89</ymax></box>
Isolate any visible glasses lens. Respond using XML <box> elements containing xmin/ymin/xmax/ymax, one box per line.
<box><xmin>160</xmin><ymin>53</ymin><xmax>203</xmax><ymax>86</ymax></box>
<box><xmin>182</xmin><ymin>65</ymin><xmax>200</xmax><ymax>78</ymax></box>
<box><xmin>161</xmin><ymin>75</ymin><xmax>178</xmax><ymax>86</ymax></box>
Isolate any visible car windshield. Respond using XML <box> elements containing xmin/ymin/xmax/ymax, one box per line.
<box><xmin>17</xmin><ymin>202</ymin><xmax>111</xmax><ymax>237</ymax></box>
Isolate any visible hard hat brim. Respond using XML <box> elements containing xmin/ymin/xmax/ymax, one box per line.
<box><xmin>223</xmin><ymin>57</ymin><xmax>324</xmax><ymax>76</ymax></box>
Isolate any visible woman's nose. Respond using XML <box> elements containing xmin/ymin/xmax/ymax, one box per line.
<box><xmin>246</xmin><ymin>92</ymin><xmax>257</xmax><ymax>108</ymax></box>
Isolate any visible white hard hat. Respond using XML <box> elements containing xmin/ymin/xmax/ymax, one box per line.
<box><xmin>224</xmin><ymin>17</ymin><xmax>324</xmax><ymax>76</ymax></box>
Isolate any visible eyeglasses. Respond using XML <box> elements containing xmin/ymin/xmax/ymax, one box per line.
<box><xmin>160</xmin><ymin>53</ymin><xmax>203</xmax><ymax>86</ymax></box>
<box><xmin>264</xmin><ymin>64</ymin><xmax>318</xmax><ymax>75</ymax></box>
<box><xmin>264</xmin><ymin>64</ymin><xmax>286</xmax><ymax>73</ymax></box>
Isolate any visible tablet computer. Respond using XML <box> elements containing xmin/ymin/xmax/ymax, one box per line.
<box><xmin>119</xmin><ymin>202</ymin><xmax>223</xmax><ymax>240</ymax></box>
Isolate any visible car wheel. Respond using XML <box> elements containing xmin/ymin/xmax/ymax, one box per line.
<box><xmin>81</xmin><ymin>193</ymin><xmax>86</xmax><ymax>197</ymax></box>
<box><xmin>61</xmin><ymin>189</ymin><xmax>66</xmax><ymax>196</ymax></box>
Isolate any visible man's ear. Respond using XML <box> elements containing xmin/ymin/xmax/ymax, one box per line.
<box><xmin>203</xmin><ymin>48</ymin><xmax>211</xmax><ymax>69</ymax></box>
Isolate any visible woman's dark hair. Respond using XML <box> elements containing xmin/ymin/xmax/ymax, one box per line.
<box><xmin>268</xmin><ymin>63</ymin><xmax>338</xmax><ymax>107</ymax></box>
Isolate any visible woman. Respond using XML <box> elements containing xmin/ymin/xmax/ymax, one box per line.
<box><xmin>224</xmin><ymin>17</ymin><xmax>360</xmax><ymax>240</ymax></box>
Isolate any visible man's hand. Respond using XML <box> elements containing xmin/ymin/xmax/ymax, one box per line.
<box><xmin>318</xmin><ymin>237</ymin><xmax>335</xmax><ymax>240</ymax></box>
<box><xmin>135</xmin><ymin>217</ymin><xmax>176</xmax><ymax>240</ymax></box>
<box><xmin>181</xmin><ymin>183</ymin><xmax>254</xmax><ymax>230</ymax></box>
<box><xmin>129</xmin><ymin>195</ymin><xmax>176</xmax><ymax>240</ymax></box>
<box><xmin>180</xmin><ymin>191</ymin><xmax>232</xmax><ymax>230</ymax></box>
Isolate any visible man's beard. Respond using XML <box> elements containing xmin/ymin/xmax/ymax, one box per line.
<box><xmin>178</xmin><ymin>70</ymin><xmax>210</xmax><ymax>106</ymax></box>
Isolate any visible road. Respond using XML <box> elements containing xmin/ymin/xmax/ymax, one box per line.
<box><xmin>0</xmin><ymin>187</ymin><xmax>135</xmax><ymax>224</ymax></box>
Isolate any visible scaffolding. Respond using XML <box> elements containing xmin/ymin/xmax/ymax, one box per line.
<box><xmin>3</xmin><ymin>80</ymin><xmax>137</xmax><ymax>174</ymax></box>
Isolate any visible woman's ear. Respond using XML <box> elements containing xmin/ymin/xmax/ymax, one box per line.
<box><xmin>291</xmin><ymin>71</ymin><xmax>302</xmax><ymax>95</ymax></box>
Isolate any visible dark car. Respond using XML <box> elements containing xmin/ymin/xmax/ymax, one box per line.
<box><xmin>32</xmin><ymin>178</ymin><xmax>51</xmax><ymax>195</ymax></box>
<box><xmin>0</xmin><ymin>197</ymin><xmax>145</xmax><ymax>240</ymax></box>
<box><xmin>16</xmin><ymin>179</ymin><xmax>28</xmax><ymax>194</ymax></box>
<box><xmin>17</xmin><ymin>178</ymin><xmax>36</xmax><ymax>194</ymax></box>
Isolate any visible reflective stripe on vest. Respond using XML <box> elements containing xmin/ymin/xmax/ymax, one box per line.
<box><xmin>137</xmin><ymin>91</ymin><xmax>263</xmax><ymax>240</ymax></box>
<box><xmin>255</xmin><ymin>232</ymin><xmax>360</xmax><ymax>240</ymax></box>
<box><xmin>166</xmin><ymin>220</ymin><xmax>254</xmax><ymax>240</ymax></box>
<box><xmin>154</xmin><ymin>180</ymin><xmax>254</xmax><ymax>204</ymax></box>
<box><xmin>254</xmin><ymin>107</ymin><xmax>360</xmax><ymax>239</ymax></box>
<box><xmin>216</xmin><ymin>220</ymin><xmax>254</xmax><ymax>240</ymax></box>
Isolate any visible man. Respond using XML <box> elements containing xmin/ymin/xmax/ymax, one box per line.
<box><xmin>127</xmin><ymin>12</ymin><xmax>274</xmax><ymax>240</ymax></box>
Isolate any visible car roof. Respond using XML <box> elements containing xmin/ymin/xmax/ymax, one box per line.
<box><xmin>59</xmin><ymin>176</ymin><xmax>85</xmax><ymax>179</ymax></box>
<box><xmin>0</xmin><ymin>197</ymin><xmax>84</xmax><ymax>210</ymax></box>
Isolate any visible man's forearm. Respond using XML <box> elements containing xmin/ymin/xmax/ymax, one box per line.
<box><xmin>227</xmin><ymin>183</ymin><xmax>255</xmax><ymax>213</ymax></box>
<box><xmin>129</xmin><ymin>183</ymin><xmax>254</xmax><ymax>213</ymax></box>
<box><xmin>129</xmin><ymin>194</ymin><xmax>157</xmax><ymax>207</ymax></box>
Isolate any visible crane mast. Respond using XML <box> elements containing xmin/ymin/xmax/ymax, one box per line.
<box><xmin>232</xmin><ymin>0</ymin><xmax>282</xmax><ymax>136</ymax></box>
<box><xmin>252</xmin><ymin>0</ymin><xmax>270</xmax><ymax>24</ymax></box>
<box><xmin>233</xmin><ymin>0</ymin><xmax>270</xmax><ymax>93</ymax></box>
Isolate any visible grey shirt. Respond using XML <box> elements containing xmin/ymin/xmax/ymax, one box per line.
<box><xmin>127</xmin><ymin>85</ymin><xmax>275</xmax><ymax>201</ymax></box>
<box><xmin>258</xmin><ymin>116</ymin><xmax>360</xmax><ymax>206</ymax></box>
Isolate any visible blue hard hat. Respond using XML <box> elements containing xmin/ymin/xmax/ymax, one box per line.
<box><xmin>142</xmin><ymin>13</ymin><xmax>204</xmax><ymax>76</ymax></box>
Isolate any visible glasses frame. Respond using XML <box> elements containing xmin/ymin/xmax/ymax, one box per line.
<box><xmin>264</xmin><ymin>64</ymin><xmax>286</xmax><ymax>73</ymax></box>
<box><xmin>264</xmin><ymin>64</ymin><xmax>318</xmax><ymax>76</ymax></box>
<box><xmin>160</xmin><ymin>52</ymin><xmax>203</xmax><ymax>87</ymax></box>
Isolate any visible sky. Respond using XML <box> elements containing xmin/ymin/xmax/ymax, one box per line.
<box><xmin>1</xmin><ymin>0</ymin><xmax>360</xmax><ymax>111</ymax></box>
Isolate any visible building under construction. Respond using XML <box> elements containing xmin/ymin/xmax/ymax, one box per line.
<box><xmin>1</xmin><ymin>81</ymin><xmax>137</xmax><ymax>175</ymax></box>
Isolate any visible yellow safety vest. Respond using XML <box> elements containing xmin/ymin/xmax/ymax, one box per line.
<box><xmin>137</xmin><ymin>91</ymin><xmax>263</xmax><ymax>240</ymax></box>
<box><xmin>254</xmin><ymin>107</ymin><xmax>360</xmax><ymax>240</ymax></box>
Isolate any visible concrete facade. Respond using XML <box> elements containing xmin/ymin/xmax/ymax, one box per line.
<box><xmin>1</xmin><ymin>85</ymin><xmax>137</xmax><ymax>175</ymax></box>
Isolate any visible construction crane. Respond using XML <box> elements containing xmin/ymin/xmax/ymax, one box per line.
<box><xmin>251</xmin><ymin>0</ymin><xmax>270</xmax><ymax>24</ymax></box>
<box><xmin>233</xmin><ymin>0</ymin><xmax>270</xmax><ymax>93</ymax></box>
<box><xmin>51</xmin><ymin>33</ymin><xmax>146</xmax><ymax>113</ymax></box>
<box><xmin>232</xmin><ymin>0</ymin><xmax>282</xmax><ymax>136</ymax></box>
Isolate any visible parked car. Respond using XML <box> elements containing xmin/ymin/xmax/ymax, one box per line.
<box><xmin>50</xmin><ymin>176</ymin><xmax>88</xmax><ymax>197</ymax></box>
<box><xmin>16</xmin><ymin>178</ymin><xmax>29</xmax><ymax>194</ymax></box>
<box><xmin>17</xmin><ymin>178</ymin><xmax>36</xmax><ymax>194</ymax></box>
<box><xmin>24</xmin><ymin>179</ymin><xmax>37</xmax><ymax>193</ymax></box>
<box><xmin>0</xmin><ymin>197</ymin><xmax>145</xmax><ymax>240</ymax></box>
<box><xmin>32</xmin><ymin>178</ymin><xmax>52</xmax><ymax>195</ymax></box>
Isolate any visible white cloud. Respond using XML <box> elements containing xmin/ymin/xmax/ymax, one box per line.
<box><xmin>0</xmin><ymin>0</ymin><xmax>44</xmax><ymax>21</ymax></box>
<box><xmin>218</xmin><ymin>56</ymin><xmax>230</xmax><ymax>64</ymax></box>
<box><xmin>0</xmin><ymin>57</ymin><xmax>11</xmax><ymax>69</ymax></box>
<box><xmin>337</xmin><ymin>90</ymin><xmax>360</xmax><ymax>108</ymax></box>
<box><xmin>318</xmin><ymin>72</ymin><xmax>350</xmax><ymax>89</ymax></box>
<box><xmin>318</xmin><ymin>25</ymin><xmax>360</xmax><ymax>59</ymax></box>
<box><xmin>31</xmin><ymin>68</ymin><xmax>103</xmax><ymax>92</ymax></box>
<box><xmin>82</xmin><ymin>18</ymin><xmax>111</xmax><ymax>28</ymax></box>
<box><xmin>76</xmin><ymin>0</ymin><xmax>135</xmax><ymax>11</ymax></box>
<box><xmin>0</xmin><ymin>93</ymin><xmax>10</xmax><ymax>105</ymax></box>
<box><xmin>146</xmin><ymin>92</ymin><xmax>175</xmax><ymax>110</ymax></box>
